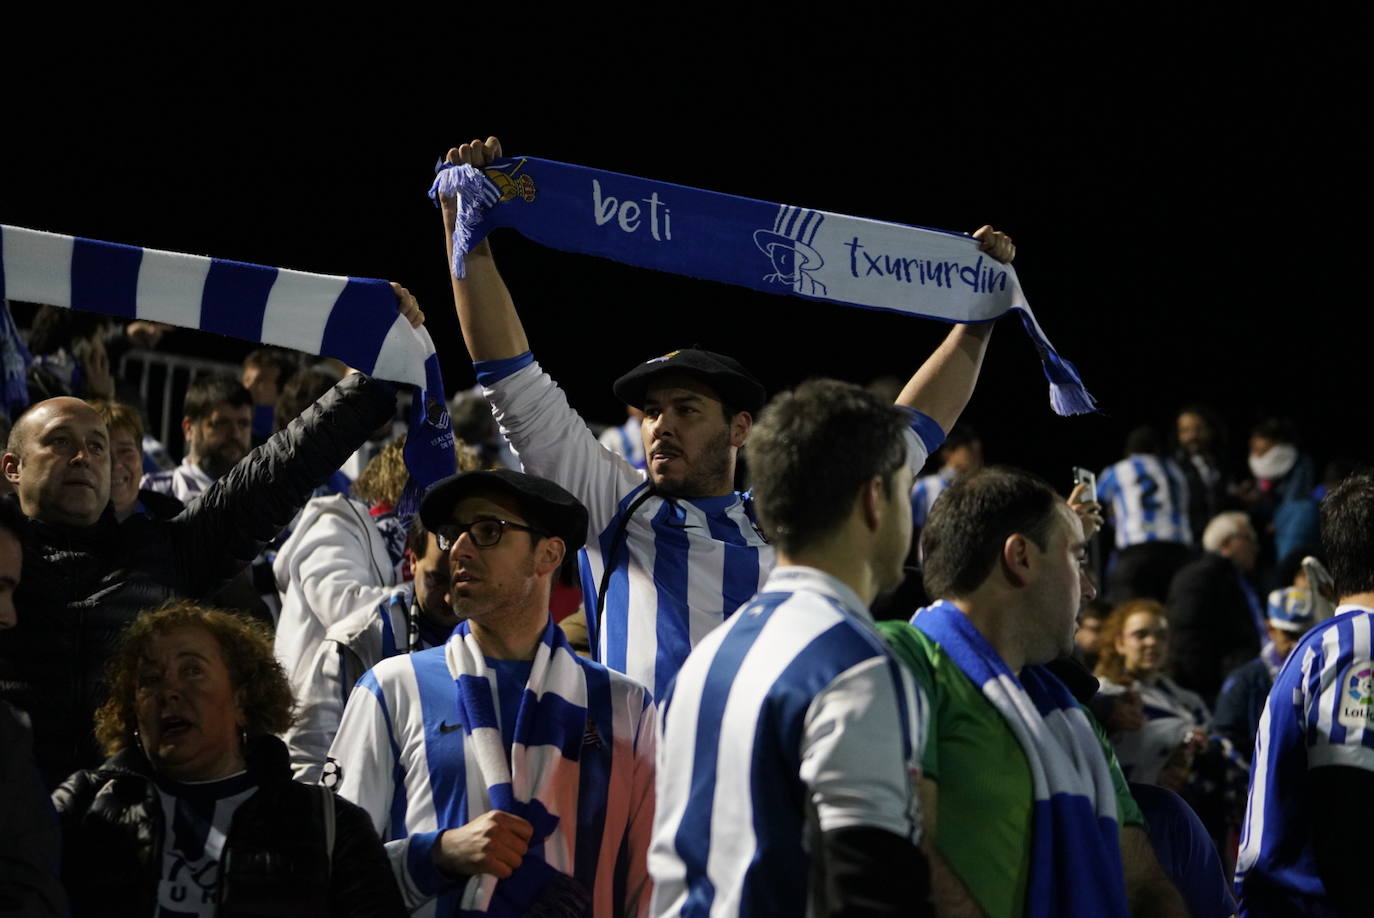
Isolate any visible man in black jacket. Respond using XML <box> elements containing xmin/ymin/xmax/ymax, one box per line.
<box><xmin>1165</xmin><ymin>510</ymin><xmax>1264</xmax><ymax>705</ymax></box>
<box><xmin>0</xmin><ymin>286</ymin><xmax>422</xmax><ymax>789</ymax></box>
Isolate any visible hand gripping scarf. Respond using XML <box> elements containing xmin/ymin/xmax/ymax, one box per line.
<box><xmin>430</xmin><ymin>156</ymin><xmax>1096</xmax><ymax>416</ymax></box>
<box><xmin>0</xmin><ymin>224</ymin><xmax>455</xmax><ymax>513</ymax></box>
<box><xmin>446</xmin><ymin>617</ymin><xmax>598</xmax><ymax>917</ymax></box>
<box><xmin>913</xmin><ymin>601</ymin><xmax>1128</xmax><ymax>917</ymax></box>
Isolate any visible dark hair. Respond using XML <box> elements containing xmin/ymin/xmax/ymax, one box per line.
<box><xmin>94</xmin><ymin>601</ymin><xmax>294</xmax><ymax>755</ymax></box>
<box><xmin>1251</xmin><ymin>417</ymin><xmax>1298</xmax><ymax>446</ymax></box>
<box><xmin>1321</xmin><ymin>471</ymin><xmax>1374</xmax><ymax>599</ymax></box>
<box><xmin>748</xmin><ymin>378</ymin><xmax>908</xmax><ymax>556</ymax></box>
<box><xmin>0</xmin><ymin>495</ymin><xmax>27</xmax><ymax>540</ymax></box>
<box><xmin>274</xmin><ymin>368</ymin><xmax>340</xmax><ymax>434</ymax></box>
<box><xmin>183</xmin><ymin>373</ymin><xmax>252</xmax><ymax>422</ymax></box>
<box><xmin>26</xmin><ymin>305</ymin><xmax>107</xmax><ymax>356</ymax></box>
<box><xmin>1125</xmin><ymin>425</ymin><xmax>1161</xmax><ymax>458</ymax></box>
<box><xmin>242</xmin><ymin>347</ymin><xmax>300</xmax><ymax>387</ymax></box>
<box><xmin>921</xmin><ymin>466</ymin><xmax>1061</xmax><ymax>599</ymax></box>
<box><xmin>943</xmin><ymin>425</ymin><xmax>980</xmax><ymax>453</ymax></box>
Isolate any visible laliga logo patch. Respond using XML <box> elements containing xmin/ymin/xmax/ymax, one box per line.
<box><xmin>647</xmin><ymin>350</ymin><xmax>681</xmax><ymax>365</ymax></box>
<box><xmin>1337</xmin><ymin>661</ymin><xmax>1374</xmax><ymax>729</ymax></box>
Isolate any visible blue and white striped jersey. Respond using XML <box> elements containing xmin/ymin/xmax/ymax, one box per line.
<box><xmin>911</xmin><ymin>468</ymin><xmax>955</xmax><ymax>529</ymax></box>
<box><xmin>1098</xmin><ymin>454</ymin><xmax>1193</xmax><ymax>548</ymax></box>
<box><xmin>480</xmin><ymin>356</ymin><xmax>936</xmax><ymax>702</ymax></box>
<box><xmin>329</xmin><ymin>633</ymin><xmax>656</xmax><ymax>917</ymax></box>
<box><xmin>650</xmin><ymin>566</ymin><xmax>927</xmax><ymax>917</ymax></box>
<box><xmin>1234</xmin><ymin>605</ymin><xmax>1374</xmax><ymax>916</ymax></box>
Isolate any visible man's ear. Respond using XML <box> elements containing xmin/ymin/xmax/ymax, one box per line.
<box><xmin>535</xmin><ymin>537</ymin><xmax>566</xmax><ymax>576</ymax></box>
<box><xmin>860</xmin><ymin>476</ymin><xmax>884</xmax><ymax>531</ymax></box>
<box><xmin>180</xmin><ymin>416</ymin><xmax>194</xmax><ymax>441</ymax></box>
<box><xmin>1</xmin><ymin>452</ymin><xmax>20</xmax><ymax>485</ymax></box>
<box><xmin>730</xmin><ymin>411</ymin><xmax>752</xmax><ymax>449</ymax></box>
<box><xmin>1000</xmin><ymin>533</ymin><xmax>1034</xmax><ymax>587</ymax></box>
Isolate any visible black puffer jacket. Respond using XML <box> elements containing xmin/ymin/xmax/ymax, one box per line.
<box><xmin>0</xmin><ymin>373</ymin><xmax>396</xmax><ymax>788</ymax></box>
<box><xmin>52</xmin><ymin>734</ymin><xmax>405</xmax><ymax>917</ymax></box>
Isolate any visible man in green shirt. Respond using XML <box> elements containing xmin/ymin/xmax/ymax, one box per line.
<box><xmin>880</xmin><ymin>467</ymin><xmax>1186</xmax><ymax>917</ymax></box>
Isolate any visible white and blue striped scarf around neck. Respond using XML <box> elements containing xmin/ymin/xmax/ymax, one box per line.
<box><xmin>913</xmin><ymin>600</ymin><xmax>1128</xmax><ymax>917</ymax></box>
<box><xmin>446</xmin><ymin>617</ymin><xmax>593</xmax><ymax>917</ymax></box>
<box><xmin>0</xmin><ymin>224</ymin><xmax>455</xmax><ymax>514</ymax></box>
<box><xmin>430</xmin><ymin>156</ymin><xmax>1096</xmax><ymax>416</ymax></box>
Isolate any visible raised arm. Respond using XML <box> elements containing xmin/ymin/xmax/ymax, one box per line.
<box><xmin>438</xmin><ymin>136</ymin><xmax>529</xmax><ymax>362</ymax></box>
<box><xmin>895</xmin><ymin>226</ymin><xmax>1015</xmax><ymax>433</ymax></box>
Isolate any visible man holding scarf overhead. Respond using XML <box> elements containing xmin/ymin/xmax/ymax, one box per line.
<box><xmin>879</xmin><ymin>467</ymin><xmax>1188</xmax><ymax>917</ymax></box>
<box><xmin>329</xmin><ymin>469</ymin><xmax>655</xmax><ymax>918</ymax></box>
<box><xmin>0</xmin><ymin>288</ymin><xmax>425</xmax><ymax>789</ymax></box>
<box><xmin>434</xmin><ymin>135</ymin><xmax>1016</xmax><ymax>702</ymax></box>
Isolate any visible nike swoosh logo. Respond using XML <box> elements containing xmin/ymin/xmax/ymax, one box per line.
<box><xmin>438</xmin><ymin>721</ymin><xmax>463</xmax><ymax>734</ymax></box>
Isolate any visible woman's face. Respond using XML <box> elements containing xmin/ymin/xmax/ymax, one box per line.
<box><xmin>1116</xmin><ymin>611</ymin><xmax>1169</xmax><ymax>678</ymax></box>
<box><xmin>134</xmin><ymin>625</ymin><xmax>246</xmax><ymax>781</ymax></box>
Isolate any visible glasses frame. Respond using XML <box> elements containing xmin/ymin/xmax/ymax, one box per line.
<box><xmin>434</xmin><ymin>518</ymin><xmax>548</xmax><ymax>551</ymax></box>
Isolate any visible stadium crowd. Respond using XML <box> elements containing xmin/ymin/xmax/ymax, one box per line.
<box><xmin>0</xmin><ymin>136</ymin><xmax>1369</xmax><ymax>917</ymax></box>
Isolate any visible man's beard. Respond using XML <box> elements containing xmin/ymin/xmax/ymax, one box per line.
<box><xmin>196</xmin><ymin>444</ymin><xmax>246</xmax><ymax>480</ymax></box>
<box><xmin>651</xmin><ymin>426</ymin><xmax>732</xmax><ymax>499</ymax></box>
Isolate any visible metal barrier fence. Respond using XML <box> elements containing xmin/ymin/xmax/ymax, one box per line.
<box><xmin>118</xmin><ymin>350</ymin><xmax>240</xmax><ymax>456</ymax></box>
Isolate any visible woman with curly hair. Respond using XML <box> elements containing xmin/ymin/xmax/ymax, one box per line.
<box><xmin>1095</xmin><ymin>598</ymin><xmax>1211</xmax><ymax>790</ymax></box>
<box><xmin>51</xmin><ymin>602</ymin><xmax>404</xmax><ymax>917</ymax></box>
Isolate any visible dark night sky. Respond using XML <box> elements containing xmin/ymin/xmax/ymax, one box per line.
<box><xmin>4</xmin><ymin>12</ymin><xmax>1366</xmax><ymax>484</ymax></box>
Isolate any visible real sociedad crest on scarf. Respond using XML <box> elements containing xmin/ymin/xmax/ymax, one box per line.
<box><xmin>755</xmin><ymin>206</ymin><xmax>827</xmax><ymax>296</ymax></box>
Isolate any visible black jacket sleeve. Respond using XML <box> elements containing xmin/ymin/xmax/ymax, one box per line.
<box><xmin>329</xmin><ymin>792</ymin><xmax>407</xmax><ymax>918</ymax></box>
<box><xmin>170</xmin><ymin>373</ymin><xmax>396</xmax><ymax>597</ymax></box>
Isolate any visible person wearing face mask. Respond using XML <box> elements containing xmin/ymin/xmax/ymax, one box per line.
<box><xmin>1244</xmin><ymin>418</ymin><xmax>1320</xmax><ymax>570</ymax></box>
<box><xmin>51</xmin><ymin>602</ymin><xmax>405</xmax><ymax>917</ymax></box>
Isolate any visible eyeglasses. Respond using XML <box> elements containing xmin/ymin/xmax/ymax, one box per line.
<box><xmin>434</xmin><ymin>518</ymin><xmax>547</xmax><ymax>551</ymax></box>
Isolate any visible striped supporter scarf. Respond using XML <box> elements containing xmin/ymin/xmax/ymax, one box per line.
<box><xmin>913</xmin><ymin>601</ymin><xmax>1129</xmax><ymax>917</ymax></box>
<box><xmin>430</xmin><ymin>156</ymin><xmax>1096</xmax><ymax>416</ymax></box>
<box><xmin>0</xmin><ymin>224</ymin><xmax>455</xmax><ymax>513</ymax></box>
<box><xmin>446</xmin><ymin>617</ymin><xmax>599</xmax><ymax>917</ymax></box>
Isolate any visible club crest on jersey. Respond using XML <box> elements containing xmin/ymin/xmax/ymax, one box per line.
<box><xmin>1337</xmin><ymin>660</ymin><xmax>1374</xmax><ymax>728</ymax></box>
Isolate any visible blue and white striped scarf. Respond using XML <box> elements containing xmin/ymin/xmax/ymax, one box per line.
<box><xmin>0</xmin><ymin>224</ymin><xmax>455</xmax><ymax>512</ymax></box>
<box><xmin>914</xmin><ymin>601</ymin><xmax>1128</xmax><ymax>917</ymax></box>
<box><xmin>430</xmin><ymin>156</ymin><xmax>1096</xmax><ymax>416</ymax></box>
<box><xmin>446</xmin><ymin>617</ymin><xmax>596</xmax><ymax>916</ymax></box>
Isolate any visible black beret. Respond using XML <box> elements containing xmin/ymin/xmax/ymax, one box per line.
<box><xmin>612</xmin><ymin>348</ymin><xmax>766</xmax><ymax>415</ymax></box>
<box><xmin>419</xmin><ymin>469</ymin><xmax>588</xmax><ymax>551</ymax></box>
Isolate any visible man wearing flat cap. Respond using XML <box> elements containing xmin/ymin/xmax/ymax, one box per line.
<box><xmin>437</xmin><ymin>136</ymin><xmax>1015</xmax><ymax>701</ymax></box>
<box><xmin>329</xmin><ymin>469</ymin><xmax>655</xmax><ymax>918</ymax></box>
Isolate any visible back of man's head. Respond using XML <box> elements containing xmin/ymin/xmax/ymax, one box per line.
<box><xmin>183</xmin><ymin>374</ymin><xmax>252</xmax><ymax>421</ymax></box>
<box><xmin>1321</xmin><ymin>471</ymin><xmax>1374</xmax><ymax>600</ymax></box>
<box><xmin>748</xmin><ymin>378</ymin><xmax>908</xmax><ymax>557</ymax></box>
<box><xmin>921</xmin><ymin>466</ymin><xmax>1060</xmax><ymax>599</ymax></box>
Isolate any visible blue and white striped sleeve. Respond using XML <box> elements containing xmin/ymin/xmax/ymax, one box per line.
<box><xmin>1303</xmin><ymin>614</ymin><xmax>1374</xmax><ymax>772</ymax></box>
<box><xmin>329</xmin><ymin>669</ymin><xmax>458</xmax><ymax>908</ymax></box>
<box><xmin>477</xmin><ymin>353</ymin><xmax>646</xmax><ymax>539</ymax></box>
<box><xmin>800</xmin><ymin>656</ymin><xmax>926</xmax><ymax>843</ymax></box>
<box><xmin>896</xmin><ymin>406</ymin><xmax>945</xmax><ymax>475</ymax></box>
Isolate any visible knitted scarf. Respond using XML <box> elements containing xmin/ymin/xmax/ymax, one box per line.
<box><xmin>0</xmin><ymin>224</ymin><xmax>454</xmax><ymax>513</ymax></box>
<box><xmin>446</xmin><ymin>618</ymin><xmax>596</xmax><ymax>917</ymax></box>
<box><xmin>913</xmin><ymin>601</ymin><xmax>1128</xmax><ymax>917</ymax></box>
<box><xmin>430</xmin><ymin>156</ymin><xmax>1095</xmax><ymax>415</ymax></box>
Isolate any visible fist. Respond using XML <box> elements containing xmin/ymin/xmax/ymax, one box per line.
<box><xmin>434</xmin><ymin>810</ymin><xmax>533</xmax><ymax>879</ymax></box>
